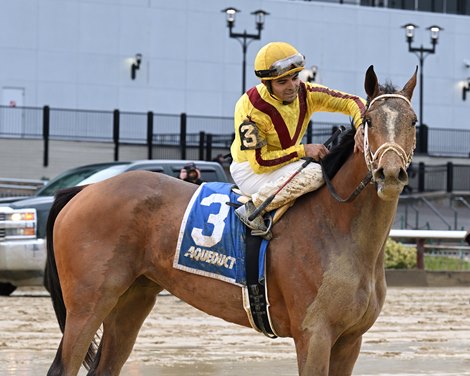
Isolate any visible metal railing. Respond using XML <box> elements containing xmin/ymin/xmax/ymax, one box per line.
<box><xmin>1</xmin><ymin>105</ymin><xmax>470</xmax><ymax>157</ymax></box>
<box><xmin>0</xmin><ymin>178</ymin><xmax>46</xmax><ymax>198</ymax></box>
<box><xmin>396</xmin><ymin>193</ymin><xmax>470</xmax><ymax>231</ymax></box>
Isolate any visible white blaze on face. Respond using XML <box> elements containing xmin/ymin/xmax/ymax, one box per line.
<box><xmin>383</xmin><ymin>105</ymin><xmax>399</xmax><ymax>142</ymax></box>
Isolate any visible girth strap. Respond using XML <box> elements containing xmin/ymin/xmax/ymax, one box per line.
<box><xmin>243</xmin><ymin>232</ymin><xmax>277</xmax><ymax>338</ymax></box>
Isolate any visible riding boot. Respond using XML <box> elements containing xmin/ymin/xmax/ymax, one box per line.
<box><xmin>235</xmin><ymin>201</ymin><xmax>272</xmax><ymax>239</ymax></box>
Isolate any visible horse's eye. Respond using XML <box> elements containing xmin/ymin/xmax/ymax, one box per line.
<box><xmin>365</xmin><ymin>118</ymin><xmax>372</xmax><ymax>127</ymax></box>
<box><xmin>411</xmin><ymin>119</ymin><xmax>417</xmax><ymax>126</ymax></box>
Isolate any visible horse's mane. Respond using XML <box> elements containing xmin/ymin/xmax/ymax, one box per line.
<box><xmin>321</xmin><ymin>81</ymin><xmax>400</xmax><ymax>179</ymax></box>
<box><xmin>377</xmin><ymin>81</ymin><xmax>398</xmax><ymax>96</ymax></box>
<box><xmin>321</xmin><ymin>127</ymin><xmax>356</xmax><ymax>179</ymax></box>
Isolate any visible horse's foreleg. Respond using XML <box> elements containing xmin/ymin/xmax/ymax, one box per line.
<box><xmin>91</xmin><ymin>277</ymin><xmax>161</xmax><ymax>375</ymax></box>
<box><xmin>293</xmin><ymin>326</ymin><xmax>333</xmax><ymax>376</ymax></box>
<box><xmin>328</xmin><ymin>334</ymin><xmax>362</xmax><ymax>375</ymax></box>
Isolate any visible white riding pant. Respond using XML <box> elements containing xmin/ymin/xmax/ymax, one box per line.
<box><xmin>230</xmin><ymin>160</ymin><xmax>324</xmax><ymax>212</ymax></box>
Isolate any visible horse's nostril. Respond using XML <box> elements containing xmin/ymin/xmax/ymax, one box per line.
<box><xmin>398</xmin><ymin>167</ymin><xmax>408</xmax><ymax>183</ymax></box>
<box><xmin>374</xmin><ymin>167</ymin><xmax>385</xmax><ymax>181</ymax></box>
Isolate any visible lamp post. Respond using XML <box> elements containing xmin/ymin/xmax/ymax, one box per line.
<box><xmin>222</xmin><ymin>7</ymin><xmax>269</xmax><ymax>94</ymax></box>
<box><xmin>401</xmin><ymin>23</ymin><xmax>443</xmax><ymax>125</ymax></box>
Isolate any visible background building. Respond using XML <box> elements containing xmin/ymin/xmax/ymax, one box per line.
<box><xmin>1</xmin><ymin>0</ymin><xmax>470</xmax><ymax>180</ymax></box>
<box><xmin>0</xmin><ymin>0</ymin><xmax>469</xmax><ymax>127</ymax></box>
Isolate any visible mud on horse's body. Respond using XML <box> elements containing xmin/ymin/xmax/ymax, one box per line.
<box><xmin>45</xmin><ymin>65</ymin><xmax>417</xmax><ymax>376</ymax></box>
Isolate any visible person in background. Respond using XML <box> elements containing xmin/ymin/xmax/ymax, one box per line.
<box><xmin>212</xmin><ymin>153</ymin><xmax>226</xmax><ymax>166</ymax></box>
<box><xmin>178</xmin><ymin>162</ymin><xmax>204</xmax><ymax>185</ymax></box>
<box><xmin>230</xmin><ymin>41</ymin><xmax>366</xmax><ymax>235</ymax></box>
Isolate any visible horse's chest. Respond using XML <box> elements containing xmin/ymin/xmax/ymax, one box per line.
<box><xmin>303</xmin><ymin>266</ymin><xmax>384</xmax><ymax>334</ymax></box>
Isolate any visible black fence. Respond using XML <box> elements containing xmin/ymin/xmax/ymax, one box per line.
<box><xmin>1</xmin><ymin>105</ymin><xmax>470</xmax><ymax>191</ymax></box>
<box><xmin>407</xmin><ymin>162</ymin><xmax>470</xmax><ymax>193</ymax></box>
<box><xmin>0</xmin><ymin>105</ymin><xmax>346</xmax><ymax>163</ymax></box>
<box><xmin>2</xmin><ymin>105</ymin><xmax>470</xmax><ymax>157</ymax></box>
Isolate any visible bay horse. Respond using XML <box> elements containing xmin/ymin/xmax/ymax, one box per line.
<box><xmin>45</xmin><ymin>65</ymin><xmax>417</xmax><ymax>376</ymax></box>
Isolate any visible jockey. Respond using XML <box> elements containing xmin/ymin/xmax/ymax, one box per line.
<box><xmin>230</xmin><ymin>41</ymin><xmax>367</xmax><ymax>234</ymax></box>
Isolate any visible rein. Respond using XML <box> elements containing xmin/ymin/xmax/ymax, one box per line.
<box><xmin>321</xmin><ymin>93</ymin><xmax>413</xmax><ymax>203</ymax></box>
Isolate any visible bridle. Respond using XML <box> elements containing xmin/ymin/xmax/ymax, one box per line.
<box><xmin>323</xmin><ymin>93</ymin><xmax>415</xmax><ymax>203</ymax></box>
<box><xmin>363</xmin><ymin>94</ymin><xmax>415</xmax><ymax>174</ymax></box>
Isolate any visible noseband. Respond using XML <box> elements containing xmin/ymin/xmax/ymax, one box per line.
<box><xmin>363</xmin><ymin>94</ymin><xmax>415</xmax><ymax>176</ymax></box>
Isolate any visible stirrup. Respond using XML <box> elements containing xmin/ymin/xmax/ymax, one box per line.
<box><xmin>251</xmin><ymin>216</ymin><xmax>273</xmax><ymax>240</ymax></box>
<box><xmin>235</xmin><ymin>202</ymin><xmax>272</xmax><ymax>240</ymax></box>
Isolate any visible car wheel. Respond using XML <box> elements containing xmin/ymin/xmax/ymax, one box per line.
<box><xmin>0</xmin><ymin>282</ymin><xmax>17</xmax><ymax>296</ymax></box>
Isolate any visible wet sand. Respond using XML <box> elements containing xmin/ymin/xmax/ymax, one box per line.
<box><xmin>0</xmin><ymin>287</ymin><xmax>469</xmax><ymax>375</ymax></box>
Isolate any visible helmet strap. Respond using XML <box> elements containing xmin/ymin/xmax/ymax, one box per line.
<box><xmin>263</xmin><ymin>80</ymin><xmax>273</xmax><ymax>95</ymax></box>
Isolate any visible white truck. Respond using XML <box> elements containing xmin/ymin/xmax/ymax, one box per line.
<box><xmin>0</xmin><ymin>207</ymin><xmax>45</xmax><ymax>295</ymax></box>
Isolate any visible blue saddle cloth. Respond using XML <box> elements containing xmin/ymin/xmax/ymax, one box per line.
<box><xmin>173</xmin><ymin>182</ymin><xmax>269</xmax><ymax>286</ymax></box>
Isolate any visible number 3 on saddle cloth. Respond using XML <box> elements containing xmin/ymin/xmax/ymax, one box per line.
<box><xmin>173</xmin><ymin>182</ymin><xmax>278</xmax><ymax>338</ymax></box>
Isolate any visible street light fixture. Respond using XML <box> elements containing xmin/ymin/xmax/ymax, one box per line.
<box><xmin>131</xmin><ymin>53</ymin><xmax>142</xmax><ymax>80</ymax></box>
<box><xmin>462</xmin><ymin>78</ymin><xmax>470</xmax><ymax>101</ymax></box>
<box><xmin>401</xmin><ymin>23</ymin><xmax>443</xmax><ymax>125</ymax></box>
<box><xmin>222</xmin><ymin>7</ymin><xmax>269</xmax><ymax>94</ymax></box>
<box><xmin>300</xmin><ymin>65</ymin><xmax>318</xmax><ymax>83</ymax></box>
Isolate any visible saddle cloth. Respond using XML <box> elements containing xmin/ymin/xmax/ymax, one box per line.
<box><xmin>173</xmin><ymin>182</ymin><xmax>269</xmax><ymax>286</ymax></box>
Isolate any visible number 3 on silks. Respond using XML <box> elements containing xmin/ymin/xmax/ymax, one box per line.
<box><xmin>239</xmin><ymin>119</ymin><xmax>266</xmax><ymax>150</ymax></box>
<box><xmin>191</xmin><ymin>193</ymin><xmax>230</xmax><ymax>248</ymax></box>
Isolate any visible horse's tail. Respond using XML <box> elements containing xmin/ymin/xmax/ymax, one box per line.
<box><xmin>44</xmin><ymin>185</ymin><xmax>98</xmax><ymax>370</ymax></box>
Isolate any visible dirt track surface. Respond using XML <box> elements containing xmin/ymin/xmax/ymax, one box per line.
<box><xmin>0</xmin><ymin>287</ymin><xmax>469</xmax><ymax>375</ymax></box>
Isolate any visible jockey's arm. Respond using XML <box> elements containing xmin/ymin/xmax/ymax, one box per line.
<box><xmin>305</xmin><ymin>82</ymin><xmax>366</xmax><ymax>153</ymax></box>
<box><xmin>305</xmin><ymin>83</ymin><xmax>366</xmax><ymax>128</ymax></box>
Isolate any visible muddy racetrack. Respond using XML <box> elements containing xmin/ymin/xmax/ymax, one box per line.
<box><xmin>0</xmin><ymin>287</ymin><xmax>469</xmax><ymax>375</ymax></box>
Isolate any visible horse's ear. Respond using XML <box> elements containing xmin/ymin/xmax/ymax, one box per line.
<box><xmin>364</xmin><ymin>65</ymin><xmax>379</xmax><ymax>100</ymax></box>
<box><xmin>402</xmin><ymin>65</ymin><xmax>418</xmax><ymax>100</ymax></box>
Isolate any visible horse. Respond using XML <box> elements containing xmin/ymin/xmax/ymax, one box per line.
<box><xmin>45</xmin><ymin>65</ymin><xmax>417</xmax><ymax>376</ymax></box>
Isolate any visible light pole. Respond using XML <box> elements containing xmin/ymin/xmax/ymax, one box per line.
<box><xmin>222</xmin><ymin>7</ymin><xmax>269</xmax><ymax>94</ymax></box>
<box><xmin>401</xmin><ymin>23</ymin><xmax>443</xmax><ymax>126</ymax></box>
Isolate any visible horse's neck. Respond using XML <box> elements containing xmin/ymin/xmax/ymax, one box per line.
<box><xmin>316</xmin><ymin>153</ymin><xmax>397</xmax><ymax>258</ymax></box>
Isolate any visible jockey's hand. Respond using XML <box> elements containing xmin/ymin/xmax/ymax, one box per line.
<box><xmin>304</xmin><ymin>143</ymin><xmax>329</xmax><ymax>161</ymax></box>
<box><xmin>354</xmin><ymin>126</ymin><xmax>364</xmax><ymax>154</ymax></box>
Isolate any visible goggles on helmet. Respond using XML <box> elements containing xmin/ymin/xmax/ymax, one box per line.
<box><xmin>255</xmin><ymin>53</ymin><xmax>305</xmax><ymax>79</ymax></box>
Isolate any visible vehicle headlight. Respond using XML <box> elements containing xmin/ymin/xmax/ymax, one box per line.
<box><xmin>9</xmin><ymin>211</ymin><xmax>36</xmax><ymax>222</ymax></box>
<box><xmin>0</xmin><ymin>208</ymin><xmax>37</xmax><ymax>240</ymax></box>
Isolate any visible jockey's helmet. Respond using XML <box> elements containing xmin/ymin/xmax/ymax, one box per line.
<box><xmin>254</xmin><ymin>42</ymin><xmax>305</xmax><ymax>81</ymax></box>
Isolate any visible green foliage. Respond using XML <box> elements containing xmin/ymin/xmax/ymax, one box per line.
<box><xmin>384</xmin><ymin>238</ymin><xmax>417</xmax><ymax>269</ymax></box>
<box><xmin>424</xmin><ymin>255</ymin><xmax>470</xmax><ymax>271</ymax></box>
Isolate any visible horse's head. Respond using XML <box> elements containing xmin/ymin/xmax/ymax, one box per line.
<box><xmin>363</xmin><ymin>65</ymin><xmax>417</xmax><ymax>200</ymax></box>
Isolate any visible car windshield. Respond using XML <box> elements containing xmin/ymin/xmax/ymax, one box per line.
<box><xmin>36</xmin><ymin>164</ymin><xmax>129</xmax><ymax>197</ymax></box>
<box><xmin>78</xmin><ymin>165</ymin><xmax>130</xmax><ymax>185</ymax></box>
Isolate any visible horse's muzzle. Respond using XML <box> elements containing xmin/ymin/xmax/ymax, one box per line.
<box><xmin>373</xmin><ymin>163</ymin><xmax>408</xmax><ymax>200</ymax></box>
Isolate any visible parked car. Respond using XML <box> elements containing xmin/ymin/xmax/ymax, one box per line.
<box><xmin>0</xmin><ymin>160</ymin><xmax>229</xmax><ymax>295</ymax></box>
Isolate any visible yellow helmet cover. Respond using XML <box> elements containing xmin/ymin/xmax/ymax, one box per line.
<box><xmin>254</xmin><ymin>42</ymin><xmax>305</xmax><ymax>80</ymax></box>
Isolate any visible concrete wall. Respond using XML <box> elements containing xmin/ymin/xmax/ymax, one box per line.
<box><xmin>0</xmin><ymin>0</ymin><xmax>469</xmax><ymax>128</ymax></box>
